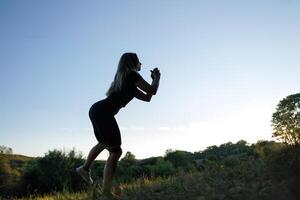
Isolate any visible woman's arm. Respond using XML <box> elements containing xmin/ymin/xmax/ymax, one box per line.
<box><xmin>135</xmin><ymin>74</ymin><xmax>160</xmax><ymax>95</ymax></box>
<box><xmin>134</xmin><ymin>88</ymin><xmax>152</xmax><ymax>102</ymax></box>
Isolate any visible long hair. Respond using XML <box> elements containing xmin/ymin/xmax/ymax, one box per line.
<box><xmin>106</xmin><ymin>53</ymin><xmax>139</xmax><ymax>96</ymax></box>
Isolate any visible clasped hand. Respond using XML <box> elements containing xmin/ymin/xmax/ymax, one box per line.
<box><xmin>150</xmin><ymin>67</ymin><xmax>161</xmax><ymax>80</ymax></box>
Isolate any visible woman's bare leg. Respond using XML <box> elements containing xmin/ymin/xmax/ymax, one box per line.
<box><xmin>102</xmin><ymin>149</ymin><xmax>122</xmax><ymax>195</ymax></box>
<box><xmin>83</xmin><ymin>142</ymin><xmax>106</xmax><ymax>170</ymax></box>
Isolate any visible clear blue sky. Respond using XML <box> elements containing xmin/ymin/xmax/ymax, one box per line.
<box><xmin>1</xmin><ymin>0</ymin><xmax>299</xmax><ymax>159</ymax></box>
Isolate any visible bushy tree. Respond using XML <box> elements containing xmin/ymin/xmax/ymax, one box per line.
<box><xmin>272</xmin><ymin>93</ymin><xmax>300</xmax><ymax>146</ymax></box>
<box><xmin>146</xmin><ymin>158</ymin><xmax>175</xmax><ymax>177</ymax></box>
<box><xmin>117</xmin><ymin>151</ymin><xmax>140</xmax><ymax>182</ymax></box>
<box><xmin>0</xmin><ymin>145</ymin><xmax>13</xmax><ymax>154</ymax></box>
<box><xmin>165</xmin><ymin>150</ymin><xmax>195</xmax><ymax>172</ymax></box>
<box><xmin>121</xmin><ymin>151</ymin><xmax>136</xmax><ymax>164</ymax></box>
<box><xmin>20</xmin><ymin>149</ymin><xmax>85</xmax><ymax>194</ymax></box>
<box><xmin>264</xmin><ymin>145</ymin><xmax>300</xmax><ymax>199</ymax></box>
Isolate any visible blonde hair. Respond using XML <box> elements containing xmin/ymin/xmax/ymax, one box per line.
<box><xmin>106</xmin><ymin>53</ymin><xmax>139</xmax><ymax>96</ymax></box>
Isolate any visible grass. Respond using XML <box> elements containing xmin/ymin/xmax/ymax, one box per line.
<box><xmin>7</xmin><ymin>192</ymin><xmax>88</xmax><ymax>200</ymax></box>
<box><xmin>7</xmin><ymin>166</ymin><xmax>270</xmax><ymax>200</ymax></box>
<box><xmin>5</xmin><ymin>172</ymin><xmax>204</xmax><ymax>200</ymax></box>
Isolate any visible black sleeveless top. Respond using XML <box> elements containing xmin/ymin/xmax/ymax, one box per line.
<box><xmin>90</xmin><ymin>71</ymin><xmax>143</xmax><ymax>116</ymax></box>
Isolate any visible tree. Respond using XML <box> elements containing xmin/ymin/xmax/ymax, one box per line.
<box><xmin>0</xmin><ymin>145</ymin><xmax>13</xmax><ymax>154</ymax></box>
<box><xmin>121</xmin><ymin>151</ymin><xmax>136</xmax><ymax>163</ymax></box>
<box><xmin>117</xmin><ymin>151</ymin><xmax>138</xmax><ymax>181</ymax></box>
<box><xmin>21</xmin><ymin>149</ymin><xmax>85</xmax><ymax>194</ymax></box>
<box><xmin>165</xmin><ymin>150</ymin><xmax>195</xmax><ymax>172</ymax></box>
<box><xmin>272</xmin><ymin>93</ymin><xmax>300</xmax><ymax>146</ymax></box>
<box><xmin>146</xmin><ymin>158</ymin><xmax>175</xmax><ymax>177</ymax></box>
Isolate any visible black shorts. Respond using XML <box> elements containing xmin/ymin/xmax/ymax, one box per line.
<box><xmin>89</xmin><ymin>100</ymin><xmax>121</xmax><ymax>150</ymax></box>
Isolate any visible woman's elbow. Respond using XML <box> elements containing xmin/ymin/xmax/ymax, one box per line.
<box><xmin>146</xmin><ymin>94</ymin><xmax>153</xmax><ymax>102</ymax></box>
<box><xmin>151</xmin><ymin>88</ymin><xmax>157</xmax><ymax>95</ymax></box>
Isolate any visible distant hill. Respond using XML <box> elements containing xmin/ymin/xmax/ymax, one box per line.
<box><xmin>0</xmin><ymin>154</ymin><xmax>34</xmax><ymax>181</ymax></box>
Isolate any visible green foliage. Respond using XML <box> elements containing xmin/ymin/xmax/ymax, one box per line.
<box><xmin>264</xmin><ymin>145</ymin><xmax>300</xmax><ymax>199</ymax></box>
<box><xmin>254</xmin><ymin>140</ymin><xmax>284</xmax><ymax>160</ymax></box>
<box><xmin>193</xmin><ymin>140</ymin><xmax>257</xmax><ymax>167</ymax></box>
<box><xmin>117</xmin><ymin>151</ymin><xmax>139</xmax><ymax>182</ymax></box>
<box><xmin>20</xmin><ymin>149</ymin><xmax>85</xmax><ymax>195</ymax></box>
<box><xmin>0</xmin><ymin>155</ymin><xmax>15</xmax><ymax>194</ymax></box>
<box><xmin>89</xmin><ymin>160</ymin><xmax>105</xmax><ymax>182</ymax></box>
<box><xmin>122</xmin><ymin>151</ymin><xmax>136</xmax><ymax>162</ymax></box>
<box><xmin>1</xmin><ymin>141</ymin><xmax>300</xmax><ymax>200</ymax></box>
<box><xmin>0</xmin><ymin>154</ymin><xmax>32</xmax><ymax>196</ymax></box>
<box><xmin>272</xmin><ymin>93</ymin><xmax>300</xmax><ymax>146</ymax></box>
<box><xmin>145</xmin><ymin>158</ymin><xmax>175</xmax><ymax>177</ymax></box>
<box><xmin>165</xmin><ymin>150</ymin><xmax>196</xmax><ymax>172</ymax></box>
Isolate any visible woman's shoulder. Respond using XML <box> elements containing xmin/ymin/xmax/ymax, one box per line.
<box><xmin>128</xmin><ymin>70</ymin><xmax>139</xmax><ymax>76</ymax></box>
<box><xmin>126</xmin><ymin>70</ymin><xmax>142</xmax><ymax>81</ymax></box>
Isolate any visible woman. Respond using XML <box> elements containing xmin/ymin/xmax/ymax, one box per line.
<box><xmin>76</xmin><ymin>52</ymin><xmax>161</xmax><ymax>198</ymax></box>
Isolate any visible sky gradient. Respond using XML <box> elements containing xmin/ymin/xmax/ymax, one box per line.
<box><xmin>1</xmin><ymin>0</ymin><xmax>300</xmax><ymax>159</ymax></box>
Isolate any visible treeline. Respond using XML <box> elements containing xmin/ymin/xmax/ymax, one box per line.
<box><xmin>0</xmin><ymin>140</ymin><xmax>299</xmax><ymax>199</ymax></box>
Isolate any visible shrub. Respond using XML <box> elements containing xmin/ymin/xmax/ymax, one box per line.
<box><xmin>20</xmin><ymin>149</ymin><xmax>85</xmax><ymax>195</ymax></box>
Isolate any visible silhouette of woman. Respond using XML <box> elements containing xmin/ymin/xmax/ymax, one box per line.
<box><xmin>76</xmin><ymin>52</ymin><xmax>160</xmax><ymax>198</ymax></box>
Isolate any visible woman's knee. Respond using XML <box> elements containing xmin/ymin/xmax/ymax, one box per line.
<box><xmin>96</xmin><ymin>142</ymin><xmax>106</xmax><ymax>150</ymax></box>
<box><xmin>114</xmin><ymin>150</ymin><xmax>122</xmax><ymax>159</ymax></box>
<box><xmin>108</xmin><ymin>146</ymin><xmax>122</xmax><ymax>158</ymax></box>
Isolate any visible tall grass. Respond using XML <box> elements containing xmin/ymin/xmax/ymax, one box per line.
<box><xmin>7</xmin><ymin>172</ymin><xmax>204</xmax><ymax>200</ymax></box>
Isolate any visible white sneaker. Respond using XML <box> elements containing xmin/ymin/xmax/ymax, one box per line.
<box><xmin>76</xmin><ymin>165</ymin><xmax>93</xmax><ymax>185</ymax></box>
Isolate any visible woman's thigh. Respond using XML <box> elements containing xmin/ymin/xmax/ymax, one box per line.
<box><xmin>90</xmin><ymin>114</ymin><xmax>121</xmax><ymax>147</ymax></box>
